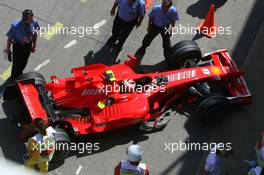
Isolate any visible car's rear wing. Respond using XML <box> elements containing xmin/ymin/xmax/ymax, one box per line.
<box><xmin>17</xmin><ymin>82</ymin><xmax>59</xmax><ymax>123</ymax></box>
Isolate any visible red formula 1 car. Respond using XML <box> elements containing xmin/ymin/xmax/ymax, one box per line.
<box><xmin>3</xmin><ymin>40</ymin><xmax>252</xmax><ymax>161</ymax></box>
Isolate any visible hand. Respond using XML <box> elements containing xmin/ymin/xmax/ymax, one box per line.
<box><xmin>4</xmin><ymin>48</ymin><xmax>11</xmax><ymax>55</ymax></box>
<box><xmin>3</xmin><ymin>49</ymin><xmax>12</xmax><ymax>62</ymax></box>
<box><xmin>31</xmin><ymin>46</ymin><xmax>36</xmax><ymax>53</ymax></box>
<box><xmin>110</xmin><ymin>9</ymin><xmax>115</xmax><ymax>16</ymax></box>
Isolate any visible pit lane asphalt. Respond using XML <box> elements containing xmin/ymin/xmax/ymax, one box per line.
<box><xmin>0</xmin><ymin>0</ymin><xmax>260</xmax><ymax>175</ymax></box>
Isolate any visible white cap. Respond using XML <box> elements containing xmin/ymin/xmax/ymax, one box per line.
<box><xmin>46</xmin><ymin>126</ymin><xmax>56</xmax><ymax>138</ymax></box>
<box><xmin>127</xmin><ymin>145</ymin><xmax>144</xmax><ymax>162</ymax></box>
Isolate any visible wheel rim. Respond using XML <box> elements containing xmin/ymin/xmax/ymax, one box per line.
<box><xmin>140</xmin><ymin>113</ymin><xmax>171</xmax><ymax>131</ymax></box>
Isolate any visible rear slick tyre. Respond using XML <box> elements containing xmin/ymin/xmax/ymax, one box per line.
<box><xmin>15</xmin><ymin>72</ymin><xmax>46</xmax><ymax>86</ymax></box>
<box><xmin>50</xmin><ymin>128</ymin><xmax>71</xmax><ymax>163</ymax></box>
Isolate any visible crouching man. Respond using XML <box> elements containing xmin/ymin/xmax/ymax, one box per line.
<box><xmin>24</xmin><ymin>118</ymin><xmax>56</xmax><ymax>174</ymax></box>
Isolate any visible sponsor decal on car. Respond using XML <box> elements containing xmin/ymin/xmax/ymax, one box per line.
<box><xmin>202</xmin><ymin>68</ymin><xmax>211</xmax><ymax>75</ymax></box>
<box><xmin>166</xmin><ymin>70</ymin><xmax>196</xmax><ymax>82</ymax></box>
<box><xmin>81</xmin><ymin>88</ymin><xmax>104</xmax><ymax>96</ymax></box>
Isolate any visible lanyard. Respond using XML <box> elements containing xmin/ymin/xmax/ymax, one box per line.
<box><xmin>24</xmin><ymin>23</ymin><xmax>31</xmax><ymax>44</ymax></box>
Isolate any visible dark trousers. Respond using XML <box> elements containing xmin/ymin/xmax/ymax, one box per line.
<box><xmin>142</xmin><ymin>24</ymin><xmax>172</xmax><ymax>58</ymax></box>
<box><xmin>11</xmin><ymin>42</ymin><xmax>32</xmax><ymax>81</ymax></box>
<box><xmin>112</xmin><ymin>15</ymin><xmax>137</xmax><ymax>47</ymax></box>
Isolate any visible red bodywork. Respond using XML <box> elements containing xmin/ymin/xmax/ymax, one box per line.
<box><xmin>17</xmin><ymin>50</ymin><xmax>252</xmax><ymax>136</ymax></box>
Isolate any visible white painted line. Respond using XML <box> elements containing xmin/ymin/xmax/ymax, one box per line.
<box><xmin>0</xmin><ymin>66</ymin><xmax>12</xmax><ymax>80</ymax></box>
<box><xmin>55</xmin><ymin>169</ymin><xmax>64</xmax><ymax>175</ymax></box>
<box><xmin>34</xmin><ymin>59</ymin><xmax>50</xmax><ymax>71</ymax></box>
<box><xmin>64</xmin><ymin>39</ymin><xmax>78</xmax><ymax>49</ymax></box>
<box><xmin>126</xmin><ymin>39</ymin><xmax>141</xmax><ymax>47</ymax></box>
<box><xmin>76</xmin><ymin>166</ymin><xmax>83</xmax><ymax>175</ymax></box>
<box><xmin>93</xmin><ymin>20</ymin><xmax>107</xmax><ymax>29</ymax></box>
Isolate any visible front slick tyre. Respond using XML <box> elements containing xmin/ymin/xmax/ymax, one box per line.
<box><xmin>166</xmin><ymin>40</ymin><xmax>202</xmax><ymax>68</ymax></box>
<box><xmin>196</xmin><ymin>95</ymin><xmax>230</xmax><ymax>125</ymax></box>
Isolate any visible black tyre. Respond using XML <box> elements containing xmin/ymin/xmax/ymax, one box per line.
<box><xmin>16</xmin><ymin>72</ymin><xmax>46</xmax><ymax>86</ymax></box>
<box><xmin>3</xmin><ymin>72</ymin><xmax>46</xmax><ymax>100</ymax></box>
<box><xmin>51</xmin><ymin>128</ymin><xmax>71</xmax><ymax>163</ymax></box>
<box><xmin>166</xmin><ymin>40</ymin><xmax>202</xmax><ymax>68</ymax></box>
<box><xmin>196</xmin><ymin>95</ymin><xmax>229</xmax><ymax>125</ymax></box>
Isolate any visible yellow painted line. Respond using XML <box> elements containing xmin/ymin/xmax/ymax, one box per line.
<box><xmin>0</xmin><ymin>66</ymin><xmax>12</xmax><ymax>80</ymax></box>
<box><xmin>43</xmin><ymin>22</ymin><xmax>64</xmax><ymax>40</ymax></box>
<box><xmin>80</xmin><ymin>0</ymin><xmax>87</xmax><ymax>3</ymax></box>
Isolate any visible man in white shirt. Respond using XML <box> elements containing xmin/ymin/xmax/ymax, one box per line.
<box><xmin>203</xmin><ymin>145</ymin><xmax>234</xmax><ymax>175</ymax></box>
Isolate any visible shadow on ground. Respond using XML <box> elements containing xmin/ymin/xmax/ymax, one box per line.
<box><xmin>134</xmin><ymin>60</ymin><xmax>172</xmax><ymax>73</ymax></box>
<box><xmin>84</xmin><ymin>38</ymin><xmax>121</xmax><ymax>66</ymax></box>
<box><xmin>0</xmin><ymin>78</ymin><xmax>12</xmax><ymax>99</ymax></box>
<box><xmin>187</xmin><ymin>0</ymin><xmax>228</xmax><ymax>19</ymax></box>
<box><xmin>49</xmin><ymin>126</ymin><xmax>159</xmax><ymax>171</ymax></box>
<box><xmin>232</xmin><ymin>0</ymin><xmax>264</xmax><ymax>66</ymax></box>
<box><xmin>0</xmin><ymin>100</ymin><xmax>26</xmax><ymax>164</ymax></box>
<box><xmin>0</xmin><ymin>78</ymin><xmax>25</xmax><ymax>164</ymax></box>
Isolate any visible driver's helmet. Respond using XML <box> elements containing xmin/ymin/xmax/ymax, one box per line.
<box><xmin>123</xmin><ymin>79</ymin><xmax>136</xmax><ymax>93</ymax></box>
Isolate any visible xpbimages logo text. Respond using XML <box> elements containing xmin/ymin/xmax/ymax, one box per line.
<box><xmin>33</xmin><ymin>20</ymin><xmax>106</xmax><ymax>38</ymax></box>
<box><xmin>165</xmin><ymin>24</ymin><xmax>232</xmax><ymax>38</ymax></box>
<box><xmin>81</xmin><ymin>80</ymin><xmax>166</xmax><ymax>96</ymax></box>
<box><xmin>32</xmin><ymin>141</ymin><xmax>100</xmax><ymax>154</ymax></box>
<box><xmin>164</xmin><ymin>141</ymin><xmax>232</xmax><ymax>154</ymax></box>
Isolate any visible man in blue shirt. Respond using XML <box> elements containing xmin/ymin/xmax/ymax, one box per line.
<box><xmin>139</xmin><ymin>0</ymin><xmax>179</xmax><ymax>60</ymax></box>
<box><xmin>109</xmin><ymin>0</ymin><xmax>146</xmax><ymax>51</ymax></box>
<box><xmin>5</xmin><ymin>9</ymin><xmax>39</xmax><ymax>81</ymax></box>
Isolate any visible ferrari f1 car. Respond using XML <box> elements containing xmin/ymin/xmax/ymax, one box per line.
<box><xmin>3</xmin><ymin>40</ymin><xmax>252</xmax><ymax>162</ymax></box>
